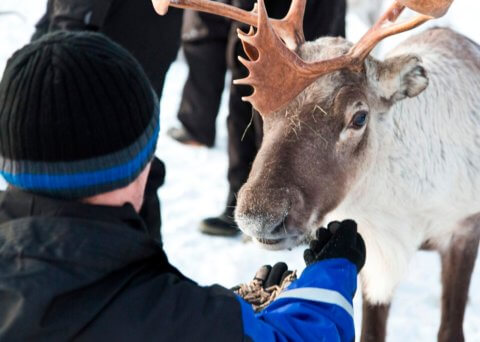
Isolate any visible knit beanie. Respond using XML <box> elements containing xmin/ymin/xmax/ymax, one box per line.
<box><xmin>0</xmin><ymin>31</ymin><xmax>159</xmax><ymax>199</ymax></box>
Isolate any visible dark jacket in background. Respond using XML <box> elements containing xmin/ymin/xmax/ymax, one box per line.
<box><xmin>33</xmin><ymin>0</ymin><xmax>183</xmax><ymax>97</ymax></box>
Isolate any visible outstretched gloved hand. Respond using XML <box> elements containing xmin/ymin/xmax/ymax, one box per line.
<box><xmin>303</xmin><ymin>220</ymin><xmax>366</xmax><ymax>273</ymax></box>
<box><xmin>232</xmin><ymin>262</ymin><xmax>297</xmax><ymax>311</ymax></box>
<box><xmin>252</xmin><ymin>262</ymin><xmax>294</xmax><ymax>289</ymax></box>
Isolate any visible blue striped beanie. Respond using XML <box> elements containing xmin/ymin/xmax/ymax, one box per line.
<box><xmin>0</xmin><ymin>31</ymin><xmax>159</xmax><ymax>199</ymax></box>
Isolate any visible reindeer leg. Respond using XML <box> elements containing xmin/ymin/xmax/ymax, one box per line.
<box><xmin>438</xmin><ymin>226</ymin><xmax>480</xmax><ymax>342</ymax></box>
<box><xmin>360</xmin><ymin>300</ymin><xmax>391</xmax><ymax>342</ymax></box>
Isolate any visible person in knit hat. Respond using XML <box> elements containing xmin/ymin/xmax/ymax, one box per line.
<box><xmin>0</xmin><ymin>31</ymin><xmax>159</xmax><ymax>201</ymax></box>
<box><xmin>0</xmin><ymin>31</ymin><xmax>365</xmax><ymax>341</ymax></box>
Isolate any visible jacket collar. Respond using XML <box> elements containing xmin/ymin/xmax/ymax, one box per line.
<box><xmin>0</xmin><ymin>188</ymin><xmax>148</xmax><ymax>234</ymax></box>
<box><xmin>0</xmin><ymin>188</ymin><xmax>178</xmax><ymax>275</ymax></box>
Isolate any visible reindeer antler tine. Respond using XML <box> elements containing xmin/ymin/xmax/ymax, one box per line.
<box><xmin>267</xmin><ymin>0</ymin><xmax>307</xmax><ymax>50</ymax></box>
<box><xmin>237</xmin><ymin>27</ymin><xmax>255</xmax><ymax>45</ymax></box>
<box><xmin>346</xmin><ymin>1</ymin><xmax>433</xmax><ymax>69</ymax></box>
<box><xmin>242</xmin><ymin>94</ymin><xmax>255</xmax><ymax>103</ymax></box>
<box><xmin>232</xmin><ymin>77</ymin><xmax>248</xmax><ymax>85</ymax></box>
<box><xmin>284</xmin><ymin>0</ymin><xmax>306</xmax><ymax>46</ymax></box>
<box><xmin>303</xmin><ymin>0</ymin><xmax>445</xmax><ymax>75</ymax></box>
<box><xmin>237</xmin><ymin>56</ymin><xmax>253</xmax><ymax>69</ymax></box>
<box><xmin>238</xmin><ymin>26</ymin><xmax>259</xmax><ymax>61</ymax></box>
<box><xmin>233</xmin><ymin>77</ymin><xmax>252</xmax><ymax>86</ymax></box>
<box><xmin>236</xmin><ymin>27</ymin><xmax>250</xmax><ymax>38</ymax></box>
<box><xmin>256</xmin><ymin>0</ymin><xmax>269</xmax><ymax>30</ymax></box>
<box><xmin>398</xmin><ymin>0</ymin><xmax>453</xmax><ymax>18</ymax></box>
<box><xmin>152</xmin><ymin>0</ymin><xmax>170</xmax><ymax>15</ymax></box>
<box><xmin>153</xmin><ymin>0</ymin><xmax>302</xmax><ymax>51</ymax></box>
<box><xmin>285</xmin><ymin>0</ymin><xmax>307</xmax><ymax>23</ymax></box>
<box><xmin>154</xmin><ymin>0</ymin><xmax>258</xmax><ymax>27</ymax></box>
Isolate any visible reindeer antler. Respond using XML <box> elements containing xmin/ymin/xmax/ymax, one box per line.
<box><xmin>233</xmin><ymin>0</ymin><xmax>320</xmax><ymax>115</ymax></box>
<box><xmin>398</xmin><ymin>0</ymin><xmax>453</xmax><ymax>17</ymax></box>
<box><xmin>152</xmin><ymin>0</ymin><xmax>306</xmax><ymax>50</ymax></box>
<box><xmin>153</xmin><ymin>0</ymin><xmax>452</xmax><ymax>115</ymax></box>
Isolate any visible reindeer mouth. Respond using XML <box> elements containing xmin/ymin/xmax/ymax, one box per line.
<box><xmin>236</xmin><ymin>214</ymin><xmax>305</xmax><ymax>250</ymax></box>
<box><xmin>257</xmin><ymin>237</ymin><xmax>285</xmax><ymax>245</ymax></box>
<box><xmin>254</xmin><ymin>237</ymin><xmax>289</xmax><ymax>250</ymax></box>
<box><xmin>253</xmin><ymin>234</ymin><xmax>303</xmax><ymax>250</ymax></box>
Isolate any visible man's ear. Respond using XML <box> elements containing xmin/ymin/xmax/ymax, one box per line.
<box><xmin>369</xmin><ymin>54</ymin><xmax>429</xmax><ymax>103</ymax></box>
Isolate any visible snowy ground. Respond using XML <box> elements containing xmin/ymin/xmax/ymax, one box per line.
<box><xmin>1</xmin><ymin>1</ymin><xmax>479</xmax><ymax>340</ymax></box>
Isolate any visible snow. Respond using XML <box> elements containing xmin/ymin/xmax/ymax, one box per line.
<box><xmin>1</xmin><ymin>0</ymin><xmax>479</xmax><ymax>340</ymax></box>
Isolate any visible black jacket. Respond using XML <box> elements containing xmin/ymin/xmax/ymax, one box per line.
<box><xmin>0</xmin><ymin>189</ymin><xmax>244</xmax><ymax>341</ymax></box>
<box><xmin>0</xmin><ymin>187</ymin><xmax>358</xmax><ymax>342</ymax></box>
<box><xmin>0</xmin><ymin>157</ymin><xmax>357</xmax><ymax>341</ymax></box>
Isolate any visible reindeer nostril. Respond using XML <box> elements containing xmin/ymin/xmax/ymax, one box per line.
<box><xmin>270</xmin><ymin>223</ymin><xmax>283</xmax><ymax>235</ymax></box>
<box><xmin>268</xmin><ymin>215</ymin><xmax>288</xmax><ymax>236</ymax></box>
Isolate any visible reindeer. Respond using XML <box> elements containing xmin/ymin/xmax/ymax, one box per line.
<box><xmin>154</xmin><ymin>0</ymin><xmax>479</xmax><ymax>340</ymax></box>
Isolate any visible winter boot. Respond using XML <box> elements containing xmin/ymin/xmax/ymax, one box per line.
<box><xmin>199</xmin><ymin>211</ymin><xmax>240</xmax><ymax>236</ymax></box>
<box><xmin>167</xmin><ymin>126</ymin><xmax>206</xmax><ymax>147</ymax></box>
<box><xmin>200</xmin><ymin>191</ymin><xmax>240</xmax><ymax>236</ymax></box>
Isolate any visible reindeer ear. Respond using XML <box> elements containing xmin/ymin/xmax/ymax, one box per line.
<box><xmin>373</xmin><ymin>54</ymin><xmax>429</xmax><ymax>103</ymax></box>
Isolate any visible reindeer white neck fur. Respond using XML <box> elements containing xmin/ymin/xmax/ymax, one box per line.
<box><xmin>323</xmin><ymin>28</ymin><xmax>480</xmax><ymax>303</ymax></box>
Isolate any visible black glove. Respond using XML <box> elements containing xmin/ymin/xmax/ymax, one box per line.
<box><xmin>253</xmin><ymin>262</ymin><xmax>294</xmax><ymax>289</ymax></box>
<box><xmin>231</xmin><ymin>262</ymin><xmax>293</xmax><ymax>293</ymax></box>
<box><xmin>232</xmin><ymin>262</ymin><xmax>297</xmax><ymax>312</ymax></box>
<box><xmin>303</xmin><ymin>220</ymin><xmax>366</xmax><ymax>273</ymax></box>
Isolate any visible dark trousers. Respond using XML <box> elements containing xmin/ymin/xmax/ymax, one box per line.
<box><xmin>178</xmin><ymin>0</ymin><xmax>347</xmax><ymax>215</ymax></box>
<box><xmin>177</xmin><ymin>8</ymin><xmax>231</xmax><ymax>147</ymax></box>
<box><xmin>33</xmin><ymin>0</ymin><xmax>183</xmax><ymax>97</ymax></box>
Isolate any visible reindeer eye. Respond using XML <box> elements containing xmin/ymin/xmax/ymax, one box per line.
<box><xmin>350</xmin><ymin>111</ymin><xmax>368</xmax><ymax>129</ymax></box>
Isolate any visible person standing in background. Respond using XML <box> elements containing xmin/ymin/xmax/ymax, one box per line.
<box><xmin>32</xmin><ymin>0</ymin><xmax>183</xmax><ymax>97</ymax></box>
<box><xmin>167</xmin><ymin>3</ymin><xmax>232</xmax><ymax>148</ymax></box>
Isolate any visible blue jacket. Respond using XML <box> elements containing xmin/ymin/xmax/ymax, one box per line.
<box><xmin>0</xmin><ymin>189</ymin><xmax>356</xmax><ymax>341</ymax></box>
<box><xmin>239</xmin><ymin>259</ymin><xmax>356</xmax><ymax>341</ymax></box>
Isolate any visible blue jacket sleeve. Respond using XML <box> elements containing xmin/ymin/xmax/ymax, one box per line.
<box><xmin>237</xmin><ymin>258</ymin><xmax>357</xmax><ymax>342</ymax></box>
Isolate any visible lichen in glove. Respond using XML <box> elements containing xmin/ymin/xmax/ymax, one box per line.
<box><xmin>233</xmin><ymin>266</ymin><xmax>297</xmax><ymax>312</ymax></box>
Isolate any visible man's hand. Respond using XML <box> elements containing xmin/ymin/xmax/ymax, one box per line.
<box><xmin>252</xmin><ymin>262</ymin><xmax>294</xmax><ymax>289</ymax></box>
<box><xmin>303</xmin><ymin>220</ymin><xmax>366</xmax><ymax>273</ymax></box>
<box><xmin>232</xmin><ymin>262</ymin><xmax>297</xmax><ymax>311</ymax></box>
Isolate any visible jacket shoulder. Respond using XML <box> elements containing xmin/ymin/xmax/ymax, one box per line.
<box><xmin>76</xmin><ymin>269</ymin><xmax>245</xmax><ymax>342</ymax></box>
